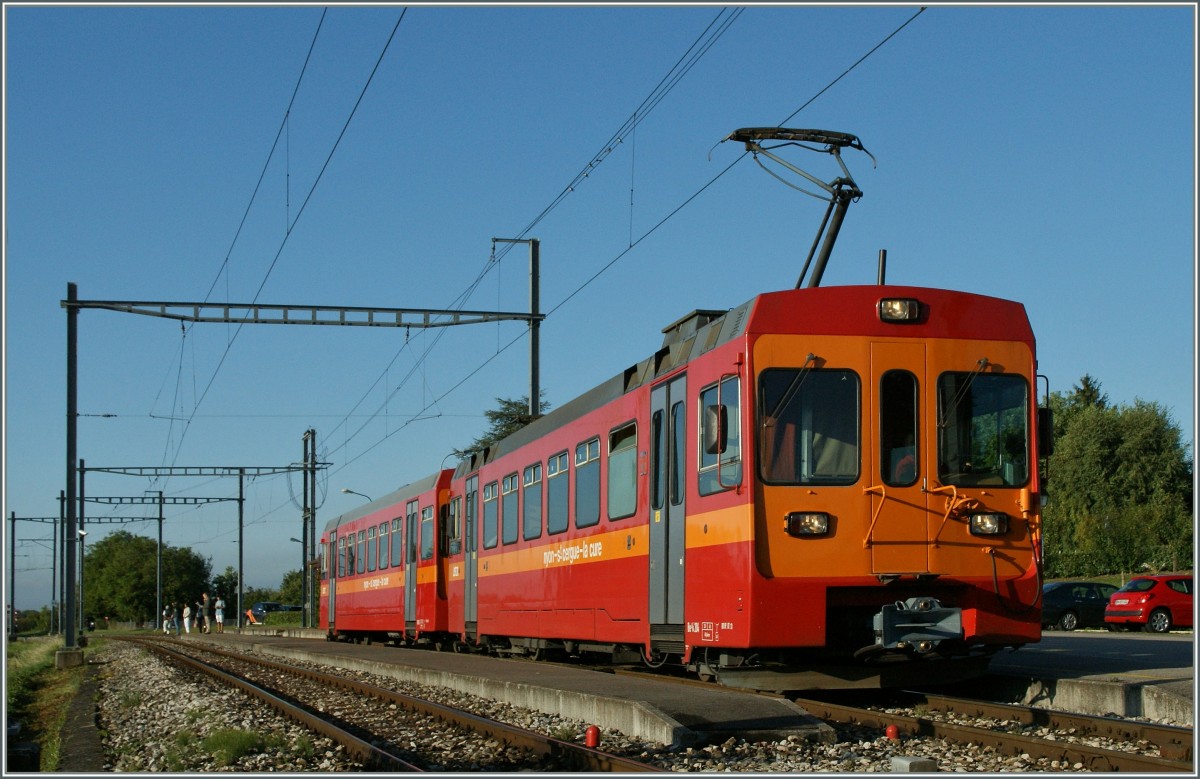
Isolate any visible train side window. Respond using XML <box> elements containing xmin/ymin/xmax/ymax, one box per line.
<box><xmin>651</xmin><ymin>410</ymin><xmax>664</xmax><ymax>511</ymax></box>
<box><xmin>338</xmin><ymin>536</ymin><xmax>346</xmax><ymax>578</ymax></box>
<box><xmin>575</xmin><ymin>439</ymin><xmax>601</xmax><ymax>528</ymax></box>
<box><xmin>523</xmin><ymin>463</ymin><xmax>543</xmax><ymax>540</ymax></box>
<box><xmin>378</xmin><ymin>522</ymin><xmax>389</xmax><ymax>570</ymax></box>
<box><xmin>700</xmin><ymin>375</ymin><xmax>742</xmax><ymax>495</ymax></box>
<box><xmin>482</xmin><ymin>481</ymin><xmax>499</xmax><ymax>549</ymax></box>
<box><xmin>421</xmin><ymin>506</ymin><xmax>434</xmax><ymax>560</ymax></box>
<box><xmin>446</xmin><ymin>497</ymin><xmax>462</xmax><ymax>555</ymax></box>
<box><xmin>670</xmin><ymin>401</ymin><xmax>685</xmax><ymax>507</ymax></box>
<box><xmin>608</xmin><ymin>422</ymin><xmax>638</xmax><ymax>520</ymax></box>
<box><xmin>881</xmin><ymin>370</ymin><xmax>919</xmax><ymax>486</ymax></box>
<box><xmin>502</xmin><ymin>473</ymin><xmax>520</xmax><ymax>545</ymax></box>
<box><xmin>547</xmin><ymin>452</ymin><xmax>569</xmax><ymax>534</ymax></box>
<box><xmin>391</xmin><ymin>517</ymin><xmax>403</xmax><ymax>567</ymax></box>
<box><xmin>366</xmin><ymin>526</ymin><xmax>377</xmax><ymax>572</ymax></box>
<box><xmin>759</xmin><ymin>368</ymin><xmax>860</xmax><ymax>485</ymax></box>
<box><xmin>465</xmin><ymin>475</ymin><xmax>479</xmax><ymax>554</ymax></box>
<box><xmin>356</xmin><ymin>530</ymin><xmax>366</xmax><ymax>574</ymax></box>
<box><xmin>406</xmin><ymin>500</ymin><xmax>419</xmax><ymax>564</ymax></box>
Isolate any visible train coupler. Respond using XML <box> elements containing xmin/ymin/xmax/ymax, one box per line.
<box><xmin>872</xmin><ymin>597</ymin><xmax>963</xmax><ymax>653</ymax></box>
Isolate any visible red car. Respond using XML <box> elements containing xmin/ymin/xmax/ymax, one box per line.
<box><xmin>1104</xmin><ymin>575</ymin><xmax>1193</xmax><ymax>633</ymax></box>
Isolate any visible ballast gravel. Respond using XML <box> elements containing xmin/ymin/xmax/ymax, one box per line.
<box><xmin>94</xmin><ymin>639</ymin><xmax>1103</xmax><ymax>772</ymax></box>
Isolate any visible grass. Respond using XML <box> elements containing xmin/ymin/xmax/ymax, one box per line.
<box><xmin>5</xmin><ymin>635</ymin><xmax>100</xmax><ymax>771</ymax></box>
<box><xmin>202</xmin><ymin>729</ymin><xmax>267</xmax><ymax>766</ymax></box>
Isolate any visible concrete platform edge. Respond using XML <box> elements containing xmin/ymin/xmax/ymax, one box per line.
<box><xmin>250</xmin><ymin>643</ymin><xmax>699</xmax><ymax>746</ymax></box>
<box><xmin>985</xmin><ymin>674</ymin><xmax>1194</xmax><ymax>726</ymax></box>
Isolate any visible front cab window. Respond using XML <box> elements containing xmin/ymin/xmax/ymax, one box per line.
<box><xmin>759</xmin><ymin>368</ymin><xmax>860</xmax><ymax>485</ymax></box>
<box><xmin>937</xmin><ymin>372</ymin><xmax>1029</xmax><ymax>486</ymax></box>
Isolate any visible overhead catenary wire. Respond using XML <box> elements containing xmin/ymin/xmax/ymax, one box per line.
<box><xmin>268</xmin><ymin>6</ymin><xmax>929</xmax><ymax>493</ymax></box>
<box><xmin>316</xmin><ymin>7</ymin><xmax>743</xmax><ymax>471</ymax></box>
<box><xmin>158</xmin><ymin>9</ymin><xmax>408</xmax><ymax>483</ymax></box>
<box><xmin>147</xmin><ymin>8</ymin><xmax>928</xmax><ymax>538</ymax></box>
<box><xmin>324</xmin><ymin>4</ymin><xmax>927</xmax><ymax>476</ymax></box>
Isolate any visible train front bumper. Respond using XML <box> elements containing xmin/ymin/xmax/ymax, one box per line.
<box><xmin>872</xmin><ymin>597</ymin><xmax>963</xmax><ymax>654</ymax></box>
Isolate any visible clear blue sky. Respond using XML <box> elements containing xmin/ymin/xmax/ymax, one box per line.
<box><xmin>4</xmin><ymin>4</ymin><xmax>1195</xmax><ymax>612</ymax></box>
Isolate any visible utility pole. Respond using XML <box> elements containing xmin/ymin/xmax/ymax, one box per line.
<box><xmin>301</xmin><ymin>429</ymin><xmax>316</xmax><ymax>629</ymax></box>
<box><xmin>61</xmin><ymin>282</ymin><xmax>80</xmax><ymax>666</ymax></box>
<box><xmin>155</xmin><ymin>491</ymin><xmax>163</xmax><ymax>631</ymax></box>
<box><xmin>62</xmin><ymin>268</ymin><xmax>545</xmax><ymax>649</ymax></box>
<box><xmin>308</xmin><ymin>430</ymin><xmax>317</xmax><ymax>628</ymax></box>
<box><xmin>492</xmin><ymin>237</ymin><xmax>541</xmax><ymax>418</ymax></box>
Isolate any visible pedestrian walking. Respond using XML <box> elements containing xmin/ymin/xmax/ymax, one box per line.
<box><xmin>201</xmin><ymin>593</ymin><xmax>211</xmax><ymax>634</ymax></box>
<box><xmin>174</xmin><ymin>602</ymin><xmax>182</xmax><ymax>636</ymax></box>
<box><xmin>162</xmin><ymin>604</ymin><xmax>171</xmax><ymax>634</ymax></box>
<box><xmin>183</xmin><ymin>602</ymin><xmax>192</xmax><ymax>634</ymax></box>
<box><xmin>214</xmin><ymin>596</ymin><xmax>226</xmax><ymax>633</ymax></box>
<box><xmin>194</xmin><ymin>600</ymin><xmax>205</xmax><ymax>634</ymax></box>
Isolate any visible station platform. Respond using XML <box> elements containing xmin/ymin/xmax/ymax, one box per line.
<box><xmin>216</xmin><ymin>627</ymin><xmax>1195</xmax><ymax>741</ymax></box>
<box><xmin>982</xmin><ymin>631</ymin><xmax>1193</xmax><ymax>726</ymax></box>
<box><xmin>211</xmin><ymin>629</ymin><xmax>835</xmax><ymax>747</ymax></box>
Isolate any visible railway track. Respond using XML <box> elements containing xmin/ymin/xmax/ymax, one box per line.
<box><xmin>793</xmin><ymin>692</ymin><xmax>1194</xmax><ymax>773</ymax></box>
<box><xmin>120</xmin><ymin>637</ymin><xmax>660</xmax><ymax>772</ymax></box>
<box><xmin>610</xmin><ymin>665</ymin><xmax>1193</xmax><ymax>771</ymax></box>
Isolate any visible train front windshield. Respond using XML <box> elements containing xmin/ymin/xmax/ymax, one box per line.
<box><xmin>755</xmin><ymin>366</ymin><xmax>1030</xmax><ymax>489</ymax></box>
<box><xmin>937</xmin><ymin>373</ymin><xmax>1030</xmax><ymax>487</ymax></box>
<box><xmin>758</xmin><ymin>368</ymin><xmax>861</xmax><ymax>485</ymax></box>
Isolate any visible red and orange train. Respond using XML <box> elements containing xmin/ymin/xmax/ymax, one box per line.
<box><xmin>319</xmin><ymin>280</ymin><xmax>1049</xmax><ymax>688</ymax></box>
<box><xmin>319</xmin><ymin>127</ymin><xmax>1048</xmax><ymax>688</ymax></box>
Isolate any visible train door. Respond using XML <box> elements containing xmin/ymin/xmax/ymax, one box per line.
<box><xmin>464</xmin><ymin>474</ymin><xmax>479</xmax><ymax>633</ymax></box>
<box><xmin>404</xmin><ymin>499</ymin><xmax>418</xmax><ymax>631</ymax></box>
<box><xmin>649</xmin><ymin>375</ymin><xmax>687</xmax><ymax>637</ymax></box>
<box><xmin>869</xmin><ymin>342</ymin><xmax>931</xmax><ymax>574</ymax></box>
<box><xmin>327</xmin><ymin>532</ymin><xmax>338</xmax><ymax>628</ymax></box>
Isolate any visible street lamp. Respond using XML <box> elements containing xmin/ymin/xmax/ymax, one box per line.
<box><xmin>341</xmin><ymin>488</ymin><xmax>373</xmax><ymax>502</ymax></box>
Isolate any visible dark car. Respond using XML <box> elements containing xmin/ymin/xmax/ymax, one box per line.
<box><xmin>1041</xmin><ymin>581</ymin><xmax>1117</xmax><ymax>631</ymax></box>
<box><xmin>249</xmin><ymin>602</ymin><xmax>302</xmax><ymax>622</ymax></box>
<box><xmin>249</xmin><ymin>601</ymin><xmax>281</xmax><ymax>621</ymax></box>
<box><xmin>1104</xmin><ymin>575</ymin><xmax>1194</xmax><ymax>633</ymax></box>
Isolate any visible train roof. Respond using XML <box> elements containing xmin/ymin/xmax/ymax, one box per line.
<box><xmin>322</xmin><ymin>471</ymin><xmax>445</xmax><ymax>533</ymax></box>
<box><xmin>453</xmin><ymin>284</ymin><xmax>1032</xmax><ymax>477</ymax></box>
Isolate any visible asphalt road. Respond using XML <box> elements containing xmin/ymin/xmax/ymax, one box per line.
<box><xmin>988</xmin><ymin>630</ymin><xmax>1195</xmax><ymax>681</ymax></box>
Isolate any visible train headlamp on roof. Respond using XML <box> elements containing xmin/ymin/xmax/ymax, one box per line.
<box><xmin>878</xmin><ymin>298</ymin><xmax>921</xmax><ymax>323</ymax></box>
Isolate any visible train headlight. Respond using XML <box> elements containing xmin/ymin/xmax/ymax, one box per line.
<box><xmin>878</xmin><ymin>298</ymin><xmax>921</xmax><ymax>323</ymax></box>
<box><xmin>785</xmin><ymin>512</ymin><xmax>830</xmax><ymax>537</ymax></box>
<box><xmin>969</xmin><ymin>513</ymin><xmax>1009</xmax><ymax>536</ymax></box>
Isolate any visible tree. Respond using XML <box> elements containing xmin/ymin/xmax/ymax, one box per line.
<box><xmin>1042</xmin><ymin>378</ymin><xmax>1193</xmax><ymax>577</ymax></box>
<box><xmin>455</xmin><ymin>394</ymin><xmax>551</xmax><ymax>458</ymax></box>
<box><xmin>278</xmin><ymin>569</ymin><xmax>304</xmax><ymax>604</ymax></box>
<box><xmin>211</xmin><ymin>565</ymin><xmax>242</xmax><ymax>616</ymax></box>
<box><xmin>82</xmin><ymin>530</ymin><xmax>212</xmax><ymax>625</ymax></box>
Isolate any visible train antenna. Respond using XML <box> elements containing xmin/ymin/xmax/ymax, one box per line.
<box><xmin>723</xmin><ymin>128</ymin><xmax>874</xmax><ymax>288</ymax></box>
